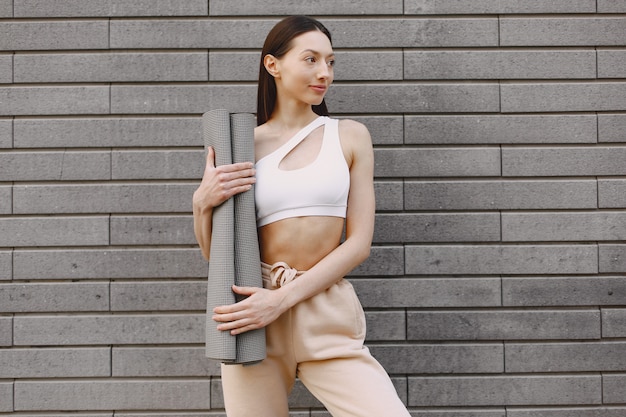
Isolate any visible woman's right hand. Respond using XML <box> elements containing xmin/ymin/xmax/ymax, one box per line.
<box><xmin>193</xmin><ymin>146</ymin><xmax>256</xmax><ymax>211</ymax></box>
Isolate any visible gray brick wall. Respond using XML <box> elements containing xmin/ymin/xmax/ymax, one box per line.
<box><xmin>0</xmin><ymin>1</ymin><xmax>625</xmax><ymax>415</ymax></box>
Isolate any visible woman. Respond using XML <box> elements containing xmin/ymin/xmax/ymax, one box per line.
<box><xmin>193</xmin><ymin>15</ymin><xmax>411</xmax><ymax>417</ymax></box>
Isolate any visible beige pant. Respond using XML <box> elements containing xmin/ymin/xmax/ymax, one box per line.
<box><xmin>221</xmin><ymin>261</ymin><xmax>411</xmax><ymax>417</ymax></box>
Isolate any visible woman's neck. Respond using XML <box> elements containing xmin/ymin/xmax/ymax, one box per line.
<box><xmin>269</xmin><ymin>102</ymin><xmax>319</xmax><ymax>130</ymax></box>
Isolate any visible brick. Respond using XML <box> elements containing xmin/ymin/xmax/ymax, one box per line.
<box><xmin>0</xmin><ymin>54</ymin><xmax>10</xmax><ymax>84</ymax></box>
<box><xmin>599</xmin><ymin>180</ymin><xmax>626</xmax><ymax>208</ymax></box>
<box><xmin>0</xmin><ymin>251</ymin><xmax>11</xmax><ymax>280</ymax></box>
<box><xmin>14</xmin><ymin>52</ymin><xmax>208</xmax><ymax>83</ymax></box>
<box><xmin>369</xmin><ymin>344</ymin><xmax>503</xmax><ymax>374</ymax></box>
<box><xmin>405</xmin><ymin>0</ymin><xmax>596</xmax><ymax>14</ymax></box>
<box><xmin>110</xmin><ymin>19</ymin><xmax>277</xmax><ymax>49</ymax></box>
<box><xmin>0</xmin><ymin>0</ymin><xmax>11</xmax><ymax>16</ymax></box>
<box><xmin>0</xmin><ymin>347</ymin><xmax>110</xmax><ymax>378</ymax></box>
<box><xmin>599</xmin><ymin>114</ymin><xmax>626</xmax><ymax>143</ymax></box>
<box><xmin>111</xmin><ymin>280</ymin><xmax>205</xmax><ymax>311</ymax></box>
<box><xmin>405</xmin><ymin>115</ymin><xmax>597</xmax><ymax>144</ymax></box>
<box><xmin>350</xmin><ymin>246</ymin><xmax>404</xmax><ymax>276</ymax></box>
<box><xmin>0</xmin><ymin>119</ymin><xmax>10</xmax><ymax>148</ymax></box>
<box><xmin>599</xmin><ymin>245</ymin><xmax>626</xmax><ymax>273</ymax></box>
<box><xmin>501</xmin><ymin>82</ymin><xmax>626</xmax><ymax>113</ymax></box>
<box><xmin>374</xmin><ymin>148</ymin><xmax>500</xmax><ymax>177</ymax></box>
<box><xmin>602</xmin><ymin>308</ymin><xmax>626</xmax><ymax>337</ymax></box>
<box><xmin>408</xmin><ymin>375</ymin><xmax>601</xmax><ymax>406</ymax></box>
<box><xmin>364</xmin><ymin>310</ymin><xmax>406</xmax><ymax>341</ymax></box>
<box><xmin>0</xmin><ymin>381</ymin><xmax>12</xmax><ymax>412</ymax></box>
<box><xmin>509</xmin><ymin>407</ymin><xmax>626</xmax><ymax>417</ymax></box>
<box><xmin>0</xmin><ymin>282</ymin><xmax>109</xmax><ymax>313</ymax></box>
<box><xmin>115</xmin><ymin>415</ymin><xmax>220</xmax><ymax>417</ymax></box>
<box><xmin>210</xmin><ymin>0</ymin><xmax>403</xmax><ymax>15</ymax></box>
<box><xmin>13</xmin><ymin>248</ymin><xmax>206</xmax><ymax>280</ymax></box>
<box><xmin>405</xmin><ymin>50</ymin><xmax>595</xmax><ymax>80</ymax></box>
<box><xmin>14</xmin><ymin>379</ymin><xmax>210</xmax><ymax>411</ymax></box>
<box><xmin>111</xmin><ymin>84</ymin><xmax>256</xmax><ymax>114</ymax></box>
<box><xmin>5</xmin><ymin>415</ymin><xmax>112</xmax><ymax>417</ymax></box>
<box><xmin>503</xmin><ymin>212</ymin><xmax>626</xmax><ymax>242</ymax></box>
<box><xmin>111</xmin><ymin>18</ymin><xmax>498</xmax><ymax>49</ymax></box>
<box><xmin>112</xmin><ymin>150</ymin><xmax>204</xmax><ymax>180</ymax></box>
<box><xmin>506</xmin><ymin>342</ymin><xmax>626</xmax><ymax>373</ymax></box>
<box><xmin>349</xmin><ymin>115</ymin><xmax>403</xmax><ymax>145</ymax></box>
<box><xmin>210</xmin><ymin>50</ymin><xmax>402</xmax><ymax>81</ymax></box>
<box><xmin>503</xmin><ymin>147</ymin><xmax>626</xmax><ymax>177</ymax></box>
<box><xmin>324</xmin><ymin>19</ymin><xmax>498</xmax><ymax>48</ymax></box>
<box><xmin>503</xmin><ymin>277</ymin><xmax>626</xmax><ymax>307</ymax></box>
<box><xmin>0</xmin><ymin>86</ymin><xmax>109</xmax><ymax>116</ymax></box>
<box><xmin>0</xmin><ymin>186</ymin><xmax>10</xmax><ymax>214</ymax></box>
<box><xmin>374</xmin><ymin>181</ymin><xmax>403</xmax><ymax>211</ymax></box>
<box><xmin>352</xmin><ymin>277</ymin><xmax>500</xmax><ymax>308</ymax></box>
<box><xmin>13</xmin><ymin>314</ymin><xmax>204</xmax><ymax>345</ymax></box>
<box><xmin>500</xmin><ymin>17</ymin><xmax>626</xmax><ymax>46</ymax></box>
<box><xmin>13</xmin><ymin>183</ymin><xmax>197</xmax><ymax>214</ymax></box>
<box><xmin>406</xmin><ymin>245</ymin><xmax>598</xmax><ymax>275</ymax></box>
<box><xmin>112</xmin><ymin>347</ymin><xmax>220</xmax><ymax>377</ymax></box>
<box><xmin>0</xmin><ymin>21</ymin><xmax>109</xmax><ymax>50</ymax></box>
<box><xmin>598</xmin><ymin>50</ymin><xmax>626</xmax><ymax>78</ymax></box>
<box><xmin>14</xmin><ymin>0</ymin><xmax>208</xmax><ymax>16</ymax></box>
<box><xmin>598</xmin><ymin>0</ymin><xmax>626</xmax><ymax>12</ymax></box>
<box><xmin>111</xmin><ymin>215</ymin><xmax>195</xmax><ymax>245</ymax></box>
<box><xmin>0</xmin><ymin>316</ymin><xmax>11</xmax><ymax>345</ymax></box>
<box><xmin>208</xmin><ymin>51</ymin><xmax>257</xmax><ymax>81</ymax></box>
<box><xmin>0</xmin><ymin>216</ymin><xmax>109</xmax><ymax>247</ymax></box>
<box><xmin>405</xmin><ymin>180</ymin><xmax>597</xmax><ymax>211</ymax></box>
<box><xmin>374</xmin><ymin>213</ymin><xmax>500</xmax><ymax>243</ymax></box>
<box><xmin>407</xmin><ymin>310</ymin><xmax>600</xmax><ymax>341</ymax></box>
<box><xmin>328</xmin><ymin>83</ymin><xmax>500</xmax><ymax>113</ymax></box>
<box><xmin>603</xmin><ymin>375</ymin><xmax>626</xmax><ymax>403</ymax></box>
<box><xmin>14</xmin><ymin>117</ymin><xmax>201</xmax><ymax>148</ymax></box>
<box><xmin>412</xmin><ymin>114</ymin><xmax>597</xmax><ymax>144</ymax></box>
<box><xmin>0</xmin><ymin>151</ymin><xmax>110</xmax><ymax>181</ymax></box>
<box><xmin>385</xmin><ymin>409</ymin><xmax>505</xmax><ymax>417</ymax></box>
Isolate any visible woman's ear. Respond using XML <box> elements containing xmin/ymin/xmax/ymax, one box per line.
<box><xmin>264</xmin><ymin>54</ymin><xmax>280</xmax><ymax>78</ymax></box>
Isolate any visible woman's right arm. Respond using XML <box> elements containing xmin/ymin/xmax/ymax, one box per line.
<box><xmin>193</xmin><ymin>146</ymin><xmax>256</xmax><ymax>260</ymax></box>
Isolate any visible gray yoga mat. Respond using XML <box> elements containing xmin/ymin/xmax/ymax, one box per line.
<box><xmin>202</xmin><ymin>109</ymin><xmax>266</xmax><ymax>365</ymax></box>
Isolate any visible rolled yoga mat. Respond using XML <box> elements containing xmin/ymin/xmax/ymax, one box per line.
<box><xmin>202</xmin><ymin>109</ymin><xmax>266</xmax><ymax>365</ymax></box>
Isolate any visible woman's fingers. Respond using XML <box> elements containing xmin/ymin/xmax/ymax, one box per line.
<box><xmin>205</xmin><ymin>146</ymin><xmax>216</xmax><ymax>169</ymax></box>
<box><xmin>211</xmin><ymin>287</ymin><xmax>285</xmax><ymax>335</ymax></box>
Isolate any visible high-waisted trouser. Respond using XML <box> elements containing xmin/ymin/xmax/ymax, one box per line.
<box><xmin>220</xmin><ymin>261</ymin><xmax>411</xmax><ymax>417</ymax></box>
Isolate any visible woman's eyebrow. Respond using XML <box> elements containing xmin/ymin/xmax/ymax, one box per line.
<box><xmin>300</xmin><ymin>48</ymin><xmax>335</xmax><ymax>57</ymax></box>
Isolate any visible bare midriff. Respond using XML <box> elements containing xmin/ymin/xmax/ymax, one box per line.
<box><xmin>258</xmin><ymin>216</ymin><xmax>344</xmax><ymax>271</ymax></box>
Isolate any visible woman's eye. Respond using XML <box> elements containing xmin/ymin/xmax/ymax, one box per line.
<box><xmin>328</xmin><ymin>60</ymin><xmax>335</xmax><ymax>67</ymax></box>
<box><xmin>305</xmin><ymin>57</ymin><xmax>316</xmax><ymax>63</ymax></box>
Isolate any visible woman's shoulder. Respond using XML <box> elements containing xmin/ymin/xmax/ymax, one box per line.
<box><xmin>336</xmin><ymin>118</ymin><xmax>372</xmax><ymax>146</ymax></box>
<box><xmin>334</xmin><ymin>118</ymin><xmax>373</xmax><ymax>167</ymax></box>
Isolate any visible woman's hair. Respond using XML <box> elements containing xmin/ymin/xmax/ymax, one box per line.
<box><xmin>257</xmin><ymin>15</ymin><xmax>333</xmax><ymax>126</ymax></box>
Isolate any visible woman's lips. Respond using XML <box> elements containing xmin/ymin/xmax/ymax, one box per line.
<box><xmin>310</xmin><ymin>85</ymin><xmax>327</xmax><ymax>93</ymax></box>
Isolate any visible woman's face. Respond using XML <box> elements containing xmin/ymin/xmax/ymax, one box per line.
<box><xmin>272</xmin><ymin>30</ymin><xmax>335</xmax><ymax>106</ymax></box>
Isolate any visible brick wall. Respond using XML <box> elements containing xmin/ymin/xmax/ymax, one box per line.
<box><xmin>1</xmin><ymin>0</ymin><xmax>626</xmax><ymax>415</ymax></box>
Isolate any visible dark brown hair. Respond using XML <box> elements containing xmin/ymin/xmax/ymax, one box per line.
<box><xmin>256</xmin><ymin>16</ymin><xmax>332</xmax><ymax>126</ymax></box>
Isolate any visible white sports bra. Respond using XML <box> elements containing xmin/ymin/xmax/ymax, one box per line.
<box><xmin>255</xmin><ymin>116</ymin><xmax>350</xmax><ymax>227</ymax></box>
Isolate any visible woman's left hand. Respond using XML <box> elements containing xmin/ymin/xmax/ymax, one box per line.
<box><xmin>212</xmin><ymin>285</ymin><xmax>286</xmax><ymax>335</ymax></box>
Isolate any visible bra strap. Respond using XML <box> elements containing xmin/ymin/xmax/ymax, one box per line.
<box><xmin>272</xmin><ymin>116</ymin><xmax>328</xmax><ymax>161</ymax></box>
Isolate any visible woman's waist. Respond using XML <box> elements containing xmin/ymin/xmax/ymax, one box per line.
<box><xmin>258</xmin><ymin>216</ymin><xmax>343</xmax><ymax>270</ymax></box>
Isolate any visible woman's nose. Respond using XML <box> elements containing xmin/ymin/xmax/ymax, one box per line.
<box><xmin>318</xmin><ymin>62</ymin><xmax>331</xmax><ymax>79</ymax></box>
